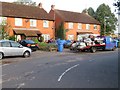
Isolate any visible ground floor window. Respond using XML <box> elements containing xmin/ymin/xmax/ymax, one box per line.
<box><xmin>68</xmin><ymin>35</ymin><xmax>74</xmax><ymax>40</ymax></box>
<box><xmin>42</xmin><ymin>34</ymin><xmax>50</xmax><ymax>42</ymax></box>
<box><xmin>77</xmin><ymin>34</ymin><xmax>90</xmax><ymax>41</ymax></box>
<box><xmin>15</xmin><ymin>35</ymin><xmax>21</xmax><ymax>41</ymax></box>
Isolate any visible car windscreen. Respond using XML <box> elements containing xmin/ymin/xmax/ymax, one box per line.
<box><xmin>25</xmin><ymin>40</ymin><xmax>35</xmax><ymax>44</ymax></box>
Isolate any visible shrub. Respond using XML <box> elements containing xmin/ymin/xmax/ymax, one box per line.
<box><xmin>38</xmin><ymin>42</ymin><xmax>58</xmax><ymax>51</ymax></box>
<box><xmin>9</xmin><ymin>36</ymin><xmax>15</xmax><ymax>41</ymax></box>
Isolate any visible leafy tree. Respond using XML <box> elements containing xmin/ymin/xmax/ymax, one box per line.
<box><xmin>0</xmin><ymin>18</ymin><xmax>11</xmax><ymax>39</ymax></box>
<box><xmin>57</xmin><ymin>22</ymin><xmax>66</xmax><ymax>40</ymax></box>
<box><xmin>82</xmin><ymin>9</ymin><xmax>88</xmax><ymax>13</ymax></box>
<box><xmin>88</xmin><ymin>7</ymin><xmax>96</xmax><ymax>18</ymax></box>
<box><xmin>13</xmin><ymin>0</ymin><xmax>36</xmax><ymax>6</ymax></box>
<box><xmin>114</xmin><ymin>0</ymin><xmax>120</xmax><ymax>10</ymax></box>
<box><xmin>95</xmin><ymin>3</ymin><xmax>117</xmax><ymax>36</ymax></box>
<box><xmin>82</xmin><ymin>8</ymin><xmax>95</xmax><ymax>18</ymax></box>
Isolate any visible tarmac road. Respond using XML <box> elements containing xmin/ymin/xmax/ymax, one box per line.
<box><xmin>1</xmin><ymin>49</ymin><xmax>119</xmax><ymax>88</ymax></box>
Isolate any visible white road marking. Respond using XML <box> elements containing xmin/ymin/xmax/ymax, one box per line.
<box><xmin>0</xmin><ymin>64</ymin><xmax>9</xmax><ymax>68</ymax></box>
<box><xmin>16</xmin><ymin>83</ymin><xmax>25</xmax><ymax>89</ymax></box>
<box><xmin>24</xmin><ymin>71</ymin><xmax>34</xmax><ymax>77</ymax></box>
<box><xmin>2</xmin><ymin>64</ymin><xmax>10</xmax><ymax>67</ymax></box>
<box><xmin>58</xmin><ymin>64</ymin><xmax>79</xmax><ymax>82</ymax></box>
<box><xmin>0</xmin><ymin>74</ymin><xmax>6</xmax><ymax>77</ymax></box>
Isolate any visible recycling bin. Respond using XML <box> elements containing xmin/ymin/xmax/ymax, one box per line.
<box><xmin>57</xmin><ymin>40</ymin><xmax>65</xmax><ymax>52</ymax></box>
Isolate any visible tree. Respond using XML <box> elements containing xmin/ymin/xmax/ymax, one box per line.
<box><xmin>0</xmin><ymin>18</ymin><xmax>11</xmax><ymax>39</ymax></box>
<box><xmin>114</xmin><ymin>0</ymin><xmax>120</xmax><ymax>10</ymax></box>
<box><xmin>56</xmin><ymin>22</ymin><xmax>66</xmax><ymax>40</ymax></box>
<box><xmin>82</xmin><ymin>8</ymin><xmax>88</xmax><ymax>13</ymax></box>
<box><xmin>13</xmin><ymin>0</ymin><xmax>36</xmax><ymax>6</ymax></box>
<box><xmin>82</xmin><ymin>8</ymin><xmax>95</xmax><ymax>18</ymax></box>
<box><xmin>88</xmin><ymin>7</ymin><xmax>96</xmax><ymax>18</ymax></box>
<box><xmin>95</xmin><ymin>3</ymin><xmax>117</xmax><ymax>36</ymax></box>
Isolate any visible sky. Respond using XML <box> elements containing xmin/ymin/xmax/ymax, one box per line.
<box><xmin>0</xmin><ymin>0</ymin><xmax>119</xmax><ymax>33</ymax></box>
<box><xmin>0</xmin><ymin>0</ymin><xmax>117</xmax><ymax>14</ymax></box>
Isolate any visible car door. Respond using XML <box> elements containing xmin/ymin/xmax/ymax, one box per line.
<box><xmin>10</xmin><ymin>41</ymin><xmax>24</xmax><ymax>56</ymax></box>
<box><xmin>1</xmin><ymin>41</ymin><xmax>12</xmax><ymax>56</ymax></box>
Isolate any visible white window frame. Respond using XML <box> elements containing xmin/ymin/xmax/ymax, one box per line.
<box><xmin>68</xmin><ymin>35</ymin><xmax>74</xmax><ymax>40</ymax></box>
<box><xmin>43</xmin><ymin>20</ymin><xmax>49</xmax><ymax>28</ymax></box>
<box><xmin>42</xmin><ymin>34</ymin><xmax>50</xmax><ymax>42</ymax></box>
<box><xmin>94</xmin><ymin>25</ymin><xmax>97</xmax><ymax>30</ymax></box>
<box><xmin>30</xmin><ymin>19</ymin><xmax>37</xmax><ymax>27</ymax></box>
<box><xmin>78</xmin><ymin>23</ymin><xmax>82</xmax><ymax>29</ymax></box>
<box><xmin>86</xmin><ymin>24</ymin><xmax>90</xmax><ymax>30</ymax></box>
<box><xmin>15</xmin><ymin>18</ymin><xmax>22</xmax><ymax>26</ymax></box>
<box><xmin>68</xmin><ymin>22</ymin><xmax>73</xmax><ymax>29</ymax></box>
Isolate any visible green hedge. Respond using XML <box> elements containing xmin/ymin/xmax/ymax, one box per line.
<box><xmin>38</xmin><ymin>42</ymin><xmax>58</xmax><ymax>51</ymax></box>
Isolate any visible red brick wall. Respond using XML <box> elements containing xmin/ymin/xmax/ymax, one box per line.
<box><xmin>49</xmin><ymin>10</ymin><xmax>100</xmax><ymax>40</ymax></box>
<box><xmin>6</xmin><ymin>17</ymin><xmax>54</xmax><ymax>39</ymax></box>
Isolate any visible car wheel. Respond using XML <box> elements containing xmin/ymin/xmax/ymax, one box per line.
<box><xmin>90</xmin><ymin>47</ymin><xmax>96</xmax><ymax>53</ymax></box>
<box><xmin>112</xmin><ymin>46</ymin><xmax>116</xmax><ymax>51</ymax></box>
<box><xmin>0</xmin><ymin>52</ymin><xmax>3</xmax><ymax>60</ymax></box>
<box><xmin>23</xmin><ymin>51</ymin><xmax>30</xmax><ymax>58</ymax></box>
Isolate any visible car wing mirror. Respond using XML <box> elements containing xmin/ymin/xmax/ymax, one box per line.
<box><xmin>19</xmin><ymin>45</ymin><xmax>23</xmax><ymax>48</ymax></box>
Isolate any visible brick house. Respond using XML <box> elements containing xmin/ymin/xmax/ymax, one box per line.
<box><xmin>0</xmin><ymin>2</ymin><xmax>54</xmax><ymax>42</ymax></box>
<box><xmin>49</xmin><ymin>5</ymin><xmax>101</xmax><ymax>41</ymax></box>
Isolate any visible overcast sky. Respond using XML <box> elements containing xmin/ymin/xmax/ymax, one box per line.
<box><xmin>0</xmin><ymin>0</ymin><xmax>117</xmax><ymax>14</ymax></box>
<box><xmin>0</xmin><ymin>0</ymin><xmax>118</xmax><ymax>33</ymax></box>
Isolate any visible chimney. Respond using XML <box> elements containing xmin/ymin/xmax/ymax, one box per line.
<box><xmin>51</xmin><ymin>5</ymin><xmax>55</xmax><ymax>10</ymax></box>
<box><xmin>38</xmin><ymin>3</ymin><xmax>42</xmax><ymax>8</ymax></box>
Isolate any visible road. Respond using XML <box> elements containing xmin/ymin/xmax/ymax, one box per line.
<box><xmin>1</xmin><ymin>49</ymin><xmax>119</xmax><ymax>88</ymax></box>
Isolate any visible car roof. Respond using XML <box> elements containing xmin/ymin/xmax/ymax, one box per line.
<box><xmin>0</xmin><ymin>40</ymin><xmax>15</xmax><ymax>43</ymax></box>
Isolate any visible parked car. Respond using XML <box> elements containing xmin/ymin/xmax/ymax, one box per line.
<box><xmin>64</xmin><ymin>40</ymin><xmax>73</xmax><ymax>48</ymax></box>
<box><xmin>0</xmin><ymin>40</ymin><xmax>31</xmax><ymax>59</ymax></box>
<box><xmin>19</xmin><ymin>40</ymin><xmax>39</xmax><ymax>51</ymax></box>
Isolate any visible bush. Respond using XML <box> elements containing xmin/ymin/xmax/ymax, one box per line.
<box><xmin>32</xmin><ymin>38</ymin><xmax>39</xmax><ymax>43</ymax></box>
<box><xmin>38</xmin><ymin>42</ymin><xmax>58</xmax><ymax>51</ymax></box>
<box><xmin>9</xmin><ymin>36</ymin><xmax>15</xmax><ymax>41</ymax></box>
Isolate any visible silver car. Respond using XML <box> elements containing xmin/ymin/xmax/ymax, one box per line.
<box><xmin>0</xmin><ymin>40</ymin><xmax>32</xmax><ymax>59</ymax></box>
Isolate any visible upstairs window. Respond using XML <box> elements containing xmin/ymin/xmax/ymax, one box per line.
<box><xmin>15</xmin><ymin>18</ymin><xmax>22</xmax><ymax>26</ymax></box>
<box><xmin>43</xmin><ymin>20</ymin><xmax>49</xmax><ymax>28</ymax></box>
<box><xmin>30</xmin><ymin>19</ymin><xmax>37</xmax><ymax>27</ymax></box>
<box><xmin>94</xmin><ymin>25</ymin><xmax>97</xmax><ymax>30</ymax></box>
<box><xmin>68</xmin><ymin>22</ymin><xmax>73</xmax><ymax>29</ymax></box>
<box><xmin>78</xmin><ymin>23</ymin><xmax>82</xmax><ymax>29</ymax></box>
<box><xmin>86</xmin><ymin>24</ymin><xmax>90</xmax><ymax>30</ymax></box>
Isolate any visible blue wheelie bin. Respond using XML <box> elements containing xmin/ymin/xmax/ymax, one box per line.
<box><xmin>57</xmin><ymin>40</ymin><xmax>65</xmax><ymax>52</ymax></box>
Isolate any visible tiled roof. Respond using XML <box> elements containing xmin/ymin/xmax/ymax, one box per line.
<box><xmin>55</xmin><ymin>9</ymin><xmax>100</xmax><ymax>25</ymax></box>
<box><xmin>13</xmin><ymin>29</ymin><xmax>41</xmax><ymax>37</ymax></box>
<box><xmin>0</xmin><ymin>2</ymin><xmax>53</xmax><ymax>20</ymax></box>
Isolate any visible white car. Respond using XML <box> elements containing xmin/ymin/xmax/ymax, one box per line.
<box><xmin>0</xmin><ymin>40</ymin><xmax>32</xmax><ymax>59</ymax></box>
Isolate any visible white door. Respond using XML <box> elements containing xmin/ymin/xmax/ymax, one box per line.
<box><xmin>68</xmin><ymin>35</ymin><xmax>74</xmax><ymax>40</ymax></box>
<box><xmin>42</xmin><ymin>34</ymin><xmax>50</xmax><ymax>42</ymax></box>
